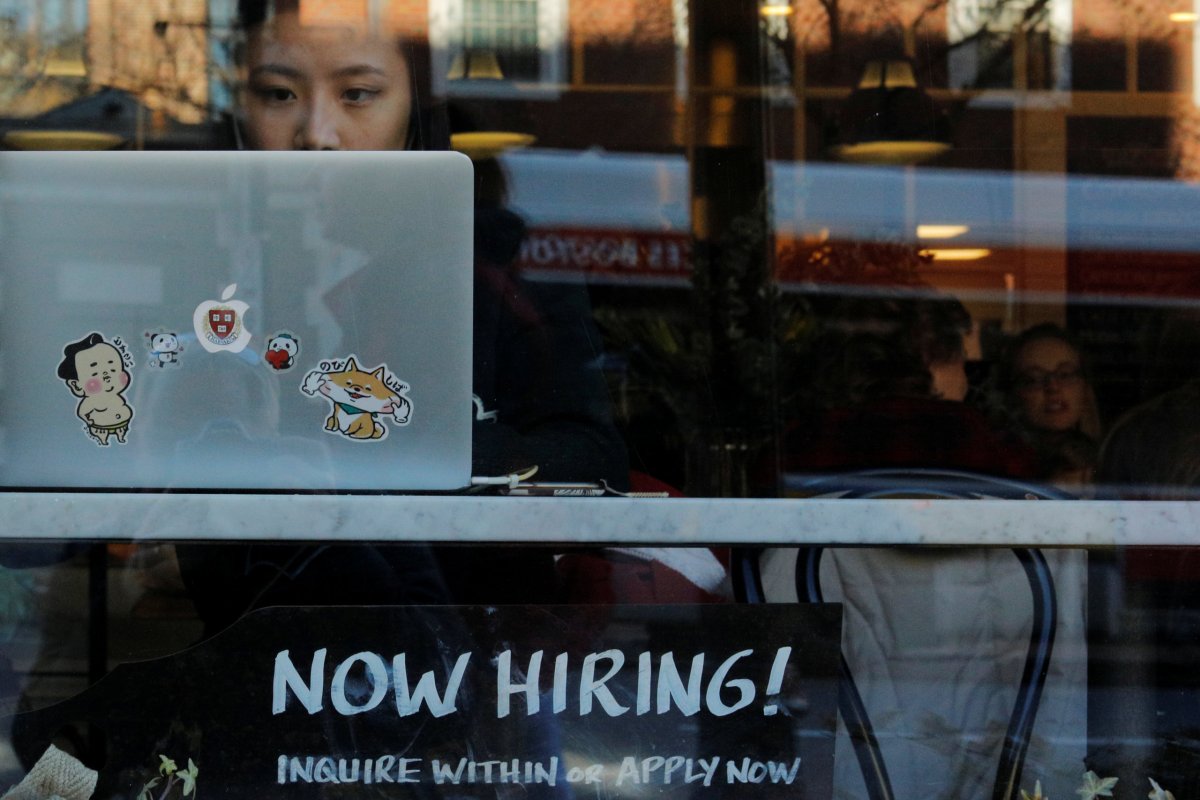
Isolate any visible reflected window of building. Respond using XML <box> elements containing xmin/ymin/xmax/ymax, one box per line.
<box><xmin>947</xmin><ymin>0</ymin><xmax>1072</xmax><ymax>89</ymax></box>
<box><xmin>431</xmin><ymin>0</ymin><xmax>566</xmax><ymax>95</ymax></box>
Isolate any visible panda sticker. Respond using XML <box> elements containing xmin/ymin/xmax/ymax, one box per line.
<box><xmin>144</xmin><ymin>330</ymin><xmax>184</xmax><ymax>368</ymax></box>
<box><xmin>264</xmin><ymin>332</ymin><xmax>300</xmax><ymax>372</ymax></box>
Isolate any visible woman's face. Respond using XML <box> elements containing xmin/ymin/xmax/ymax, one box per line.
<box><xmin>1013</xmin><ymin>336</ymin><xmax>1087</xmax><ymax>432</ymax></box>
<box><xmin>242</xmin><ymin>11</ymin><xmax>411</xmax><ymax>151</ymax></box>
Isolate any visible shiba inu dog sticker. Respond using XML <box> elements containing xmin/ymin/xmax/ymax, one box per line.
<box><xmin>299</xmin><ymin>355</ymin><xmax>412</xmax><ymax>442</ymax></box>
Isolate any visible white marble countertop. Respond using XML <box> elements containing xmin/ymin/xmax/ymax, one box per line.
<box><xmin>0</xmin><ymin>493</ymin><xmax>1195</xmax><ymax>546</ymax></box>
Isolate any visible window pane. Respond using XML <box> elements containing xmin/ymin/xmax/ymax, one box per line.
<box><xmin>2</xmin><ymin>2</ymin><xmax>1200</xmax><ymax>800</ymax></box>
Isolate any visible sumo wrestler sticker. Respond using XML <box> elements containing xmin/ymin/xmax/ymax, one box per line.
<box><xmin>300</xmin><ymin>356</ymin><xmax>411</xmax><ymax>442</ymax></box>
<box><xmin>57</xmin><ymin>332</ymin><xmax>135</xmax><ymax>446</ymax></box>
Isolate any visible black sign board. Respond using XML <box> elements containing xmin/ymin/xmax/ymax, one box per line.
<box><xmin>5</xmin><ymin>604</ymin><xmax>840</xmax><ymax>799</ymax></box>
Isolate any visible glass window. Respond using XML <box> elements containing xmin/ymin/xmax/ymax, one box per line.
<box><xmin>4</xmin><ymin>0</ymin><xmax>1200</xmax><ymax>799</ymax></box>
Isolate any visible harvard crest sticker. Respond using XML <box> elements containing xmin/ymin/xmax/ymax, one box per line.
<box><xmin>300</xmin><ymin>355</ymin><xmax>412</xmax><ymax>442</ymax></box>
<box><xmin>193</xmin><ymin>284</ymin><xmax>252</xmax><ymax>354</ymax></box>
<box><xmin>56</xmin><ymin>332</ymin><xmax>135</xmax><ymax>446</ymax></box>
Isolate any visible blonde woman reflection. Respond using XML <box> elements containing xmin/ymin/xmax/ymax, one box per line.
<box><xmin>767</xmin><ymin>299</ymin><xmax>1087</xmax><ymax>800</ymax></box>
<box><xmin>1002</xmin><ymin>324</ymin><xmax>1102</xmax><ymax>488</ymax></box>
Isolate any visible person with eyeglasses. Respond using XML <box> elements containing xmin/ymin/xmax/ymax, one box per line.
<box><xmin>1000</xmin><ymin>323</ymin><xmax>1103</xmax><ymax>488</ymax></box>
<box><xmin>764</xmin><ymin>297</ymin><xmax>1091</xmax><ymax>800</ymax></box>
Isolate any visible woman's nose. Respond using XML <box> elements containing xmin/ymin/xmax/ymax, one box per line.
<box><xmin>296</xmin><ymin>96</ymin><xmax>341</xmax><ymax>150</ymax></box>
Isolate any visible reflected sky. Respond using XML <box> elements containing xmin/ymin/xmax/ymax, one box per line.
<box><xmin>0</xmin><ymin>0</ymin><xmax>87</xmax><ymax>38</ymax></box>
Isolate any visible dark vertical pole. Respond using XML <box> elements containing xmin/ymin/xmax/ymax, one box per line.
<box><xmin>87</xmin><ymin>543</ymin><xmax>107</xmax><ymax>759</ymax></box>
<box><xmin>688</xmin><ymin>0</ymin><xmax>776</xmax><ymax>496</ymax></box>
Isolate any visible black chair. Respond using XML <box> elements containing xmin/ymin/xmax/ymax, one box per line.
<box><xmin>733</xmin><ymin>468</ymin><xmax>1067</xmax><ymax>800</ymax></box>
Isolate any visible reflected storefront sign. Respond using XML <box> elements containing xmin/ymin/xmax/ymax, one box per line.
<box><xmin>518</xmin><ymin>227</ymin><xmax>693</xmax><ymax>285</ymax></box>
<box><xmin>508</xmin><ymin>154</ymin><xmax>1200</xmax><ymax>304</ymax></box>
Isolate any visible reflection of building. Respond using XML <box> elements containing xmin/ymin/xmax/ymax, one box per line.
<box><xmin>0</xmin><ymin>0</ymin><xmax>214</xmax><ymax>123</ymax></box>
<box><xmin>1</xmin><ymin>0</ymin><xmax>1196</xmax><ymax>173</ymax></box>
<box><xmin>432</xmin><ymin>0</ymin><xmax>569</xmax><ymax>95</ymax></box>
<box><xmin>948</xmin><ymin>0</ymin><xmax>1073</xmax><ymax>89</ymax></box>
<box><xmin>0</xmin><ymin>0</ymin><xmax>87</xmax><ymax>114</ymax></box>
<box><xmin>86</xmin><ymin>0</ymin><xmax>211</xmax><ymax>123</ymax></box>
<box><xmin>1</xmin><ymin>0</ymin><xmax>1197</xmax><ymax>397</ymax></box>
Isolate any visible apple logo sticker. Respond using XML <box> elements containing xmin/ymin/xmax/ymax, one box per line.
<box><xmin>193</xmin><ymin>284</ymin><xmax>252</xmax><ymax>354</ymax></box>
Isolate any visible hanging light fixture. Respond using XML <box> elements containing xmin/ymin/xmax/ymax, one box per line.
<box><xmin>920</xmin><ymin>248</ymin><xmax>991</xmax><ymax>261</ymax></box>
<box><xmin>828</xmin><ymin>58</ymin><xmax>950</xmax><ymax>165</ymax></box>
<box><xmin>447</xmin><ymin>50</ymin><xmax>506</xmax><ymax>80</ymax></box>
<box><xmin>450</xmin><ymin>131</ymin><xmax>536</xmax><ymax>159</ymax></box>
<box><xmin>917</xmin><ymin>224</ymin><xmax>969</xmax><ymax>239</ymax></box>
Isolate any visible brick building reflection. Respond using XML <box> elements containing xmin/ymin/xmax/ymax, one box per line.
<box><xmin>3</xmin><ymin>0</ymin><xmax>1200</xmax><ymax>485</ymax></box>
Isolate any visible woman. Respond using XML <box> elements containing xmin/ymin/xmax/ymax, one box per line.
<box><xmin>236</xmin><ymin>1</ymin><xmax>423</xmax><ymax>151</ymax></box>
<box><xmin>1001</xmin><ymin>323</ymin><xmax>1102</xmax><ymax>487</ymax></box>
<box><xmin>177</xmin><ymin>0</ymin><xmax>629</xmax><ymax>632</ymax></box>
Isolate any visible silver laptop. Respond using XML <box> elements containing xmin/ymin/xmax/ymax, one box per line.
<box><xmin>0</xmin><ymin>150</ymin><xmax>474</xmax><ymax>491</ymax></box>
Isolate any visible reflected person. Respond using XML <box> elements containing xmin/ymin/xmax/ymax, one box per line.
<box><xmin>1000</xmin><ymin>323</ymin><xmax>1102</xmax><ymax>487</ymax></box>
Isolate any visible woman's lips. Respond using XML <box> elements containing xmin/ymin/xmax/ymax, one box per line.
<box><xmin>1039</xmin><ymin>400</ymin><xmax>1075</xmax><ymax>425</ymax></box>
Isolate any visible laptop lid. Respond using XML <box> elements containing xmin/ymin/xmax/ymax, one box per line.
<box><xmin>0</xmin><ymin>150</ymin><xmax>474</xmax><ymax>491</ymax></box>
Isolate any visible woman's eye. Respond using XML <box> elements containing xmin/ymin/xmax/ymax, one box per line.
<box><xmin>343</xmin><ymin>87</ymin><xmax>380</xmax><ymax>104</ymax></box>
<box><xmin>255</xmin><ymin>86</ymin><xmax>296</xmax><ymax>104</ymax></box>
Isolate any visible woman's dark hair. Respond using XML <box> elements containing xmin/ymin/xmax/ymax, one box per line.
<box><xmin>234</xmin><ymin>0</ymin><xmax>449</xmax><ymax>151</ymax></box>
<box><xmin>236</xmin><ymin>0</ymin><xmax>270</xmax><ymax>28</ymax></box>
<box><xmin>911</xmin><ymin>294</ymin><xmax>971</xmax><ymax>366</ymax></box>
<box><xmin>1098</xmin><ymin>379</ymin><xmax>1200</xmax><ymax>497</ymax></box>
<box><xmin>807</xmin><ymin>291</ymin><xmax>971</xmax><ymax>408</ymax></box>
<box><xmin>1139</xmin><ymin>307</ymin><xmax>1200</xmax><ymax>401</ymax></box>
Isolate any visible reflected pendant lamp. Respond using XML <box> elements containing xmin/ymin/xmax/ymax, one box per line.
<box><xmin>829</xmin><ymin>59</ymin><xmax>950</xmax><ymax>165</ymax></box>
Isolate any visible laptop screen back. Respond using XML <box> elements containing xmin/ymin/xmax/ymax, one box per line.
<box><xmin>0</xmin><ymin>150</ymin><xmax>474</xmax><ymax>491</ymax></box>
